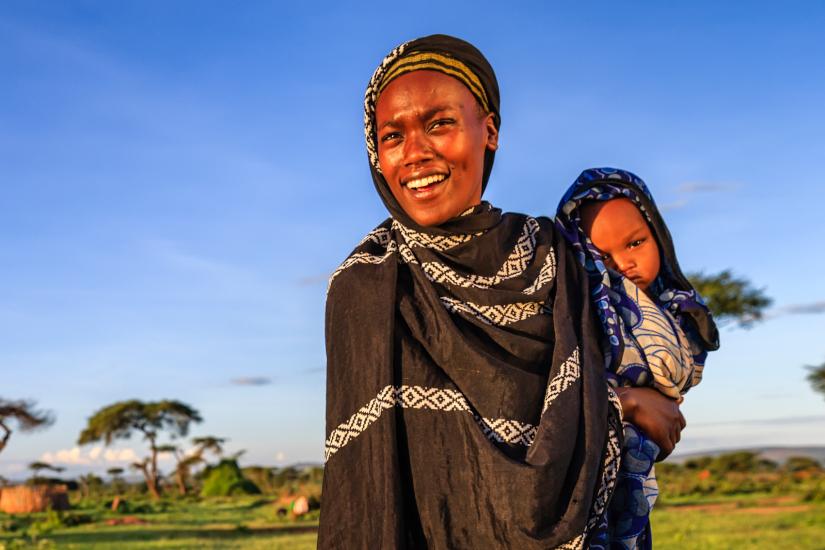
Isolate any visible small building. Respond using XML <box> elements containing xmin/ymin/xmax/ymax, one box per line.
<box><xmin>0</xmin><ymin>485</ymin><xmax>70</xmax><ymax>514</ymax></box>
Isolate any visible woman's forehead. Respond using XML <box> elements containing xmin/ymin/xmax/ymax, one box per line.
<box><xmin>375</xmin><ymin>70</ymin><xmax>479</xmax><ymax>118</ymax></box>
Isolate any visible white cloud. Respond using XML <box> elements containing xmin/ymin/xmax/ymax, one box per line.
<box><xmin>103</xmin><ymin>448</ymin><xmax>138</xmax><ymax>463</ymax></box>
<box><xmin>41</xmin><ymin>446</ymin><xmax>140</xmax><ymax>466</ymax></box>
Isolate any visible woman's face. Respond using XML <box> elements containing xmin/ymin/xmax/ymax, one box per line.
<box><xmin>581</xmin><ymin>198</ymin><xmax>661</xmax><ymax>292</ymax></box>
<box><xmin>375</xmin><ymin>70</ymin><xmax>498</xmax><ymax>227</ymax></box>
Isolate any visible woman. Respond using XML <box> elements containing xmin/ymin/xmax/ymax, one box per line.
<box><xmin>320</xmin><ymin>34</ymin><xmax>684</xmax><ymax>549</ymax></box>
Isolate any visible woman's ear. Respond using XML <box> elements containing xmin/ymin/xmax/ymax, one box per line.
<box><xmin>485</xmin><ymin>113</ymin><xmax>499</xmax><ymax>152</ymax></box>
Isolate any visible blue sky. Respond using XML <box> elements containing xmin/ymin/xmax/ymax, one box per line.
<box><xmin>2</xmin><ymin>1</ymin><xmax>824</xmax><ymax>478</ymax></box>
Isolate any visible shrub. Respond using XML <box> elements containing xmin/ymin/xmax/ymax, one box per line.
<box><xmin>200</xmin><ymin>460</ymin><xmax>260</xmax><ymax>497</ymax></box>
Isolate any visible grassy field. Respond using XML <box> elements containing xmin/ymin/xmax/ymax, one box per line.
<box><xmin>653</xmin><ymin>493</ymin><xmax>825</xmax><ymax>549</ymax></box>
<box><xmin>2</xmin><ymin>493</ymin><xmax>825</xmax><ymax>548</ymax></box>
<box><xmin>0</xmin><ymin>497</ymin><xmax>318</xmax><ymax>549</ymax></box>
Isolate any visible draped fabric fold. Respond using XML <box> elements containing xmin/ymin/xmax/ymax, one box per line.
<box><xmin>321</xmin><ymin>209</ymin><xmax>622</xmax><ymax>549</ymax></box>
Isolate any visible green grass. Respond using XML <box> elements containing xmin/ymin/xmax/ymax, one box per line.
<box><xmin>3</xmin><ymin>493</ymin><xmax>824</xmax><ymax>549</ymax></box>
<box><xmin>0</xmin><ymin>497</ymin><xmax>319</xmax><ymax>549</ymax></box>
<box><xmin>652</xmin><ymin>493</ymin><xmax>825</xmax><ymax>549</ymax></box>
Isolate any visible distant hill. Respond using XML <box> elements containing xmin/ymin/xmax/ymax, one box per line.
<box><xmin>668</xmin><ymin>446</ymin><xmax>825</xmax><ymax>465</ymax></box>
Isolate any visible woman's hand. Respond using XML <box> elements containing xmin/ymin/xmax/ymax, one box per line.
<box><xmin>614</xmin><ymin>386</ymin><xmax>686</xmax><ymax>460</ymax></box>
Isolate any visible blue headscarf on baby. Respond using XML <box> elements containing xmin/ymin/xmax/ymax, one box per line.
<box><xmin>555</xmin><ymin>167</ymin><xmax>719</xmax><ymax>386</ymax></box>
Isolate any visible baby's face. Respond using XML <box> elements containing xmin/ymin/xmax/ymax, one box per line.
<box><xmin>580</xmin><ymin>198</ymin><xmax>661</xmax><ymax>292</ymax></box>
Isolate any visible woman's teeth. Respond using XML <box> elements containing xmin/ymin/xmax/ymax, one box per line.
<box><xmin>406</xmin><ymin>174</ymin><xmax>447</xmax><ymax>189</ymax></box>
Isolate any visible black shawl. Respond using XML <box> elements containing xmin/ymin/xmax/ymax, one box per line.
<box><xmin>319</xmin><ymin>35</ymin><xmax>622</xmax><ymax>549</ymax></box>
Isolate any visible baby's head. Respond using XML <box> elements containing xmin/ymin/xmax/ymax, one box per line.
<box><xmin>580</xmin><ymin>198</ymin><xmax>661</xmax><ymax>293</ymax></box>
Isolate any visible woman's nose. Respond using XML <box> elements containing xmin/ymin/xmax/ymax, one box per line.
<box><xmin>403</xmin><ymin>130</ymin><xmax>434</xmax><ymax>166</ymax></box>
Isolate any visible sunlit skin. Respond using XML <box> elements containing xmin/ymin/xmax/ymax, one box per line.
<box><xmin>580</xmin><ymin>198</ymin><xmax>661</xmax><ymax>293</ymax></box>
<box><xmin>375</xmin><ymin>70</ymin><xmax>498</xmax><ymax>227</ymax></box>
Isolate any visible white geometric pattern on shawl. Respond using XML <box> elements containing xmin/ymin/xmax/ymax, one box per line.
<box><xmin>556</xmin><ymin>535</ymin><xmax>585</xmax><ymax>550</ymax></box>
<box><xmin>419</xmin><ymin>217</ymin><xmax>549</xmax><ymax>289</ymax></box>
<box><xmin>542</xmin><ymin>347</ymin><xmax>581</xmax><ymax>415</ymax></box>
<box><xmin>607</xmin><ymin>385</ymin><xmax>623</xmax><ymax>421</ymax></box>
<box><xmin>325</xmin><ymin>348</ymin><xmax>583</xmax><ymax>461</ymax></box>
<box><xmin>588</xmin><ymin>388</ymin><xmax>623</xmax><ymax>534</ymax></box>
<box><xmin>327</xmin><ymin>239</ymin><xmax>398</xmax><ymax>292</ymax></box>
<box><xmin>441</xmin><ymin>296</ymin><xmax>550</xmax><ymax>326</ymax></box>
<box><xmin>329</xmin><ymin>218</ymin><xmax>555</xmax><ymax>317</ymax></box>
<box><xmin>393</xmin><ymin>219</ymin><xmax>480</xmax><ymax>251</ymax></box>
<box><xmin>523</xmin><ymin>251</ymin><xmax>557</xmax><ymax>295</ymax></box>
<box><xmin>590</xmin><ymin>412</ymin><xmax>622</xmax><ymax>529</ymax></box>
<box><xmin>357</xmin><ymin>226</ymin><xmax>392</xmax><ymax>247</ymax></box>
<box><xmin>324</xmin><ymin>385</ymin><xmax>544</xmax><ymax>461</ymax></box>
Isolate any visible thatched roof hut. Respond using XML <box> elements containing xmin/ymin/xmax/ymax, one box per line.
<box><xmin>0</xmin><ymin>484</ymin><xmax>70</xmax><ymax>514</ymax></box>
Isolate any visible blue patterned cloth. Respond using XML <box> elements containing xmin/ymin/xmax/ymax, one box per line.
<box><xmin>555</xmin><ymin>168</ymin><xmax>719</xmax><ymax>549</ymax></box>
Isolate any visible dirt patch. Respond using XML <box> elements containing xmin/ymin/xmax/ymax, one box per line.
<box><xmin>663</xmin><ymin>497</ymin><xmax>810</xmax><ymax>515</ymax></box>
<box><xmin>740</xmin><ymin>505</ymin><xmax>811</xmax><ymax>515</ymax></box>
<box><xmin>667</xmin><ymin>502</ymin><xmax>738</xmax><ymax>512</ymax></box>
<box><xmin>104</xmin><ymin>516</ymin><xmax>149</xmax><ymax>526</ymax></box>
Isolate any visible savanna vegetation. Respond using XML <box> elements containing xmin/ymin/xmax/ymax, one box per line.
<box><xmin>3</xmin><ymin>272</ymin><xmax>824</xmax><ymax>548</ymax></box>
<box><xmin>653</xmin><ymin>451</ymin><xmax>825</xmax><ymax>548</ymax></box>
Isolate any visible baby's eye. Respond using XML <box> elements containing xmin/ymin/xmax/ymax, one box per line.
<box><xmin>628</xmin><ymin>239</ymin><xmax>644</xmax><ymax>249</ymax></box>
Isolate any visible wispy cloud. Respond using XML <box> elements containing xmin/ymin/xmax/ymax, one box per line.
<box><xmin>660</xmin><ymin>181</ymin><xmax>739</xmax><ymax>211</ymax></box>
<box><xmin>296</xmin><ymin>274</ymin><xmax>331</xmax><ymax>287</ymax></box>
<box><xmin>302</xmin><ymin>366</ymin><xmax>324</xmax><ymax>374</ymax></box>
<box><xmin>658</xmin><ymin>199</ymin><xmax>689</xmax><ymax>212</ymax></box>
<box><xmin>764</xmin><ymin>300</ymin><xmax>825</xmax><ymax>320</ymax></box>
<box><xmin>230</xmin><ymin>376</ymin><xmax>272</xmax><ymax>386</ymax></box>
<box><xmin>675</xmin><ymin>182</ymin><xmax>737</xmax><ymax>194</ymax></box>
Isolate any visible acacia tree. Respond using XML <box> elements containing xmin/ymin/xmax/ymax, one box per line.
<box><xmin>161</xmin><ymin>436</ymin><xmax>226</xmax><ymax>496</ymax></box>
<box><xmin>27</xmin><ymin>461</ymin><xmax>64</xmax><ymax>484</ymax></box>
<box><xmin>77</xmin><ymin>400</ymin><xmax>202</xmax><ymax>500</ymax></box>
<box><xmin>0</xmin><ymin>399</ymin><xmax>53</xmax><ymax>456</ymax></box>
<box><xmin>687</xmin><ymin>270</ymin><xmax>772</xmax><ymax>328</ymax></box>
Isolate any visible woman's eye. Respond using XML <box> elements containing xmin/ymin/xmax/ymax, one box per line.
<box><xmin>429</xmin><ymin>118</ymin><xmax>454</xmax><ymax>131</ymax></box>
<box><xmin>380</xmin><ymin>132</ymin><xmax>401</xmax><ymax>143</ymax></box>
<box><xmin>628</xmin><ymin>239</ymin><xmax>644</xmax><ymax>249</ymax></box>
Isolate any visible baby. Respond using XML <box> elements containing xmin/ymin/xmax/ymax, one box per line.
<box><xmin>556</xmin><ymin>168</ymin><xmax>719</xmax><ymax>550</ymax></box>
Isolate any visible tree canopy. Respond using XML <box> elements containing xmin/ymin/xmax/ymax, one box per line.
<box><xmin>77</xmin><ymin>400</ymin><xmax>202</xmax><ymax>446</ymax></box>
<box><xmin>687</xmin><ymin>270</ymin><xmax>772</xmax><ymax>328</ymax></box>
<box><xmin>77</xmin><ymin>399</ymin><xmax>202</xmax><ymax>499</ymax></box>
<box><xmin>806</xmin><ymin>362</ymin><xmax>825</xmax><ymax>401</ymax></box>
<box><xmin>0</xmin><ymin>398</ymin><xmax>54</xmax><ymax>455</ymax></box>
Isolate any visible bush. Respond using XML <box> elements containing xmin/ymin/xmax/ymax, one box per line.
<box><xmin>785</xmin><ymin>456</ymin><xmax>823</xmax><ymax>473</ymax></box>
<box><xmin>200</xmin><ymin>460</ymin><xmax>261</xmax><ymax>497</ymax></box>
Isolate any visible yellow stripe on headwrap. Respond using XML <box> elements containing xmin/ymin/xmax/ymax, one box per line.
<box><xmin>377</xmin><ymin>52</ymin><xmax>490</xmax><ymax>113</ymax></box>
